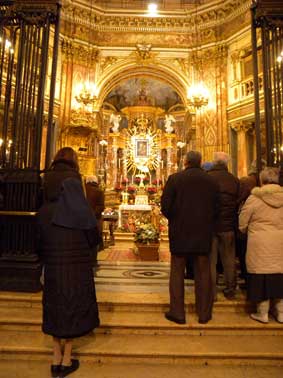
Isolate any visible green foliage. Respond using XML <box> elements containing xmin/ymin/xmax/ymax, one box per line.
<box><xmin>134</xmin><ymin>223</ymin><xmax>160</xmax><ymax>244</ymax></box>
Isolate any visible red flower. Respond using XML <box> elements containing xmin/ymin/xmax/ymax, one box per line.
<box><xmin>134</xmin><ymin>177</ymin><xmax>141</xmax><ymax>184</ymax></box>
<box><xmin>147</xmin><ymin>187</ymin><xmax>157</xmax><ymax>194</ymax></box>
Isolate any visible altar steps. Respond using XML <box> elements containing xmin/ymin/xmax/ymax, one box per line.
<box><xmin>0</xmin><ymin>360</ymin><xmax>281</xmax><ymax>378</ymax></box>
<box><xmin>0</xmin><ymin>291</ymin><xmax>283</xmax><ymax>367</ymax></box>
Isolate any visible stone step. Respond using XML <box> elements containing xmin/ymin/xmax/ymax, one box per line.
<box><xmin>0</xmin><ymin>305</ymin><xmax>282</xmax><ymax>336</ymax></box>
<box><xmin>0</xmin><ymin>291</ymin><xmax>253</xmax><ymax>313</ymax></box>
<box><xmin>0</xmin><ymin>329</ymin><xmax>282</xmax><ymax>365</ymax></box>
<box><xmin>0</xmin><ymin>360</ymin><xmax>282</xmax><ymax>378</ymax></box>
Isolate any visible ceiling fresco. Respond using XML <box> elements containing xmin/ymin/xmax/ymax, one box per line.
<box><xmin>104</xmin><ymin>77</ymin><xmax>183</xmax><ymax>112</ymax></box>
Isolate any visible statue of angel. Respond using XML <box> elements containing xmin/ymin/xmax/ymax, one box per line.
<box><xmin>164</xmin><ymin>114</ymin><xmax>176</xmax><ymax>134</ymax></box>
<box><xmin>110</xmin><ymin>113</ymin><xmax>122</xmax><ymax>133</ymax></box>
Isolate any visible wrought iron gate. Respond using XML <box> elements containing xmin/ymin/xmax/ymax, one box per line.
<box><xmin>251</xmin><ymin>0</ymin><xmax>283</xmax><ymax>182</ymax></box>
<box><xmin>0</xmin><ymin>0</ymin><xmax>61</xmax><ymax>291</ymax></box>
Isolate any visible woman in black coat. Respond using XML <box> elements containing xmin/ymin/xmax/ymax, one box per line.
<box><xmin>39</xmin><ymin>148</ymin><xmax>100</xmax><ymax>377</ymax></box>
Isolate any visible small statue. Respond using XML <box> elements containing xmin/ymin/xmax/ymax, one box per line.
<box><xmin>164</xmin><ymin>114</ymin><xmax>176</xmax><ymax>134</ymax></box>
<box><xmin>110</xmin><ymin>113</ymin><xmax>122</xmax><ymax>133</ymax></box>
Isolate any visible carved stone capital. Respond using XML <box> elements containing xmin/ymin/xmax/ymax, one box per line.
<box><xmin>231</xmin><ymin>121</ymin><xmax>254</xmax><ymax>133</ymax></box>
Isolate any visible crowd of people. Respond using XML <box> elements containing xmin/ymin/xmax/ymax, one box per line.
<box><xmin>37</xmin><ymin>146</ymin><xmax>283</xmax><ymax>377</ymax></box>
<box><xmin>161</xmin><ymin>150</ymin><xmax>283</xmax><ymax>326</ymax></box>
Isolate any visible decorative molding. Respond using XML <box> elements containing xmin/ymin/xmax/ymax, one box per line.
<box><xmin>61</xmin><ymin>38</ymin><xmax>100</xmax><ymax>63</ymax></box>
<box><xmin>61</xmin><ymin>0</ymin><xmax>250</xmax><ymax>41</ymax></box>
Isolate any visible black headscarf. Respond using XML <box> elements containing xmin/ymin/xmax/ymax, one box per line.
<box><xmin>52</xmin><ymin>177</ymin><xmax>97</xmax><ymax>230</ymax></box>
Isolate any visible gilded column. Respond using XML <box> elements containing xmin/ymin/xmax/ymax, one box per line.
<box><xmin>165</xmin><ymin>133</ymin><xmax>176</xmax><ymax>177</ymax></box>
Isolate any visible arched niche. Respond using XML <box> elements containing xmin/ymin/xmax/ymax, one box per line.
<box><xmin>96</xmin><ymin>64</ymin><xmax>188</xmax><ymax>110</ymax></box>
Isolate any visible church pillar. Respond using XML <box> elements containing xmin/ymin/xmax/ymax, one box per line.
<box><xmin>231</xmin><ymin>122</ymin><xmax>254</xmax><ymax>177</ymax></box>
<box><xmin>165</xmin><ymin>134</ymin><xmax>176</xmax><ymax>177</ymax></box>
<box><xmin>109</xmin><ymin>133</ymin><xmax>120</xmax><ymax>188</ymax></box>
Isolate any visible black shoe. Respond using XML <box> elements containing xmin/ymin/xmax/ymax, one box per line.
<box><xmin>223</xmin><ymin>289</ymin><xmax>236</xmax><ymax>300</ymax></box>
<box><xmin>164</xmin><ymin>311</ymin><xmax>186</xmax><ymax>324</ymax></box>
<box><xmin>51</xmin><ymin>364</ymin><xmax>61</xmax><ymax>378</ymax></box>
<box><xmin>60</xmin><ymin>359</ymin><xmax>79</xmax><ymax>377</ymax></box>
<box><xmin>198</xmin><ymin>316</ymin><xmax>212</xmax><ymax>324</ymax></box>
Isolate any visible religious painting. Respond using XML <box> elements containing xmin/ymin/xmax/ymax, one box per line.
<box><xmin>105</xmin><ymin>78</ymin><xmax>182</xmax><ymax>111</ymax></box>
<box><xmin>135</xmin><ymin>139</ymin><xmax>148</xmax><ymax>158</ymax></box>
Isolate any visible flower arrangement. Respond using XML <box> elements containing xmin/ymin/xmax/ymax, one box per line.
<box><xmin>134</xmin><ymin>223</ymin><xmax>160</xmax><ymax>244</ymax></box>
<box><xmin>143</xmin><ymin>176</ymin><xmax>150</xmax><ymax>184</ymax></box>
<box><xmin>152</xmin><ymin>179</ymin><xmax>162</xmax><ymax>186</ymax></box>
<box><xmin>147</xmin><ymin>186</ymin><xmax>157</xmax><ymax>195</ymax></box>
<box><xmin>127</xmin><ymin>185</ymin><xmax>136</xmax><ymax>194</ymax></box>
<box><xmin>134</xmin><ymin>176</ymin><xmax>141</xmax><ymax>184</ymax></box>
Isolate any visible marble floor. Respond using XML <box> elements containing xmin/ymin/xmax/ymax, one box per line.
<box><xmin>95</xmin><ymin>241</ymin><xmax>228</xmax><ymax>294</ymax></box>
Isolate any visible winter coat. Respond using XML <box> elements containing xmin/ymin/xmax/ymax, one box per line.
<box><xmin>238</xmin><ymin>174</ymin><xmax>257</xmax><ymax>205</ymax></box>
<box><xmin>161</xmin><ymin>167</ymin><xmax>219</xmax><ymax>256</ymax></box>
<box><xmin>208</xmin><ymin>163</ymin><xmax>240</xmax><ymax>232</ymax></box>
<box><xmin>85</xmin><ymin>182</ymin><xmax>105</xmax><ymax>235</ymax></box>
<box><xmin>43</xmin><ymin>159</ymin><xmax>81</xmax><ymax>202</ymax></box>
<box><xmin>39</xmin><ymin>160</ymin><xmax>99</xmax><ymax>338</ymax></box>
<box><xmin>239</xmin><ymin>184</ymin><xmax>283</xmax><ymax>274</ymax></box>
<box><xmin>38</xmin><ymin>202</ymin><xmax>100</xmax><ymax>338</ymax></box>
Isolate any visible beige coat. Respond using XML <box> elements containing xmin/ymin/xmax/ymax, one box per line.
<box><xmin>239</xmin><ymin>184</ymin><xmax>283</xmax><ymax>274</ymax></box>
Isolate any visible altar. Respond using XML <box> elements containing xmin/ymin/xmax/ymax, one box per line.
<box><xmin>118</xmin><ymin>203</ymin><xmax>152</xmax><ymax>231</ymax></box>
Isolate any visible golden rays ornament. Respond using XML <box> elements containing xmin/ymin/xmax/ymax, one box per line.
<box><xmin>125</xmin><ymin>115</ymin><xmax>159</xmax><ymax>175</ymax></box>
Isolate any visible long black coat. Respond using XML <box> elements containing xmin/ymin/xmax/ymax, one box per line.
<box><xmin>38</xmin><ymin>202</ymin><xmax>100</xmax><ymax>339</ymax></box>
<box><xmin>39</xmin><ymin>160</ymin><xmax>99</xmax><ymax>339</ymax></box>
<box><xmin>161</xmin><ymin>167</ymin><xmax>219</xmax><ymax>256</ymax></box>
<box><xmin>208</xmin><ymin>164</ymin><xmax>239</xmax><ymax>232</ymax></box>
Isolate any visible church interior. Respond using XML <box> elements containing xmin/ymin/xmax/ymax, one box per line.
<box><xmin>0</xmin><ymin>0</ymin><xmax>283</xmax><ymax>377</ymax></box>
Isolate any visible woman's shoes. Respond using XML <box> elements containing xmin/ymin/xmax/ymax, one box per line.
<box><xmin>60</xmin><ymin>359</ymin><xmax>80</xmax><ymax>377</ymax></box>
<box><xmin>51</xmin><ymin>364</ymin><xmax>61</xmax><ymax>378</ymax></box>
<box><xmin>51</xmin><ymin>359</ymin><xmax>80</xmax><ymax>377</ymax></box>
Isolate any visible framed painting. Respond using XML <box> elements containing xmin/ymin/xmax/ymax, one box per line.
<box><xmin>135</xmin><ymin>139</ymin><xmax>149</xmax><ymax>158</ymax></box>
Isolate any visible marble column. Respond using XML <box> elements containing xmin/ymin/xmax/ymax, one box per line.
<box><xmin>231</xmin><ymin>122</ymin><xmax>254</xmax><ymax>177</ymax></box>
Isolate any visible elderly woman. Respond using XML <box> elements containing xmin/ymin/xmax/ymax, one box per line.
<box><xmin>239</xmin><ymin>167</ymin><xmax>283</xmax><ymax>323</ymax></box>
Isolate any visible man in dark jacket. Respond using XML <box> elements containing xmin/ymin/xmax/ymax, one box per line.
<box><xmin>208</xmin><ymin>152</ymin><xmax>240</xmax><ymax>300</ymax></box>
<box><xmin>161</xmin><ymin>150</ymin><xmax>219</xmax><ymax>324</ymax></box>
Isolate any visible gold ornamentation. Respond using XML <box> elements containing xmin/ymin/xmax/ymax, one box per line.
<box><xmin>69</xmin><ymin>109</ymin><xmax>98</xmax><ymax>131</ymax></box>
<box><xmin>125</xmin><ymin>116</ymin><xmax>159</xmax><ymax>175</ymax></box>
<box><xmin>231</xmin><ymin>122</ymin><xmax>254</xmax><ymax>133</ymax></box>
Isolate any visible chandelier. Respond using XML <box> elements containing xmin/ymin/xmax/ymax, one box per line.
<box><xmin>187</xmin><ymin>81</ymin><xmax>209</xmax><ymax>109</ymax></box>
<box><xmin>75</xmin><ymin>81</ymin><xmax>98</xmax><ymax>107</ymax></box>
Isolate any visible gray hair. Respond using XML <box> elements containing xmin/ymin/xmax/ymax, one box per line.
<box><xmin>184</xmin><ymin>150</ymin><xmax>202</xmax><ymax>167</ymax></box>
<box><xmin>85</xmin><ymin>175</ymin><xmax>98</xmax><ymax>184</ymax></box>
<box><xmin>213</xmin><ymin>151</ymin><xmax>229</xmax><ymax>166</ymax></box>
<box><xmin>260</xmin><ymin>167</ymin><xmax>279</xmax><ymax>185</ymax></box>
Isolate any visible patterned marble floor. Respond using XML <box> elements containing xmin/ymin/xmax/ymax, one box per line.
<box><xmin>95</xmin><ymin>241</ymin><xmax>226</xmax><ymax>294</ymax></box>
